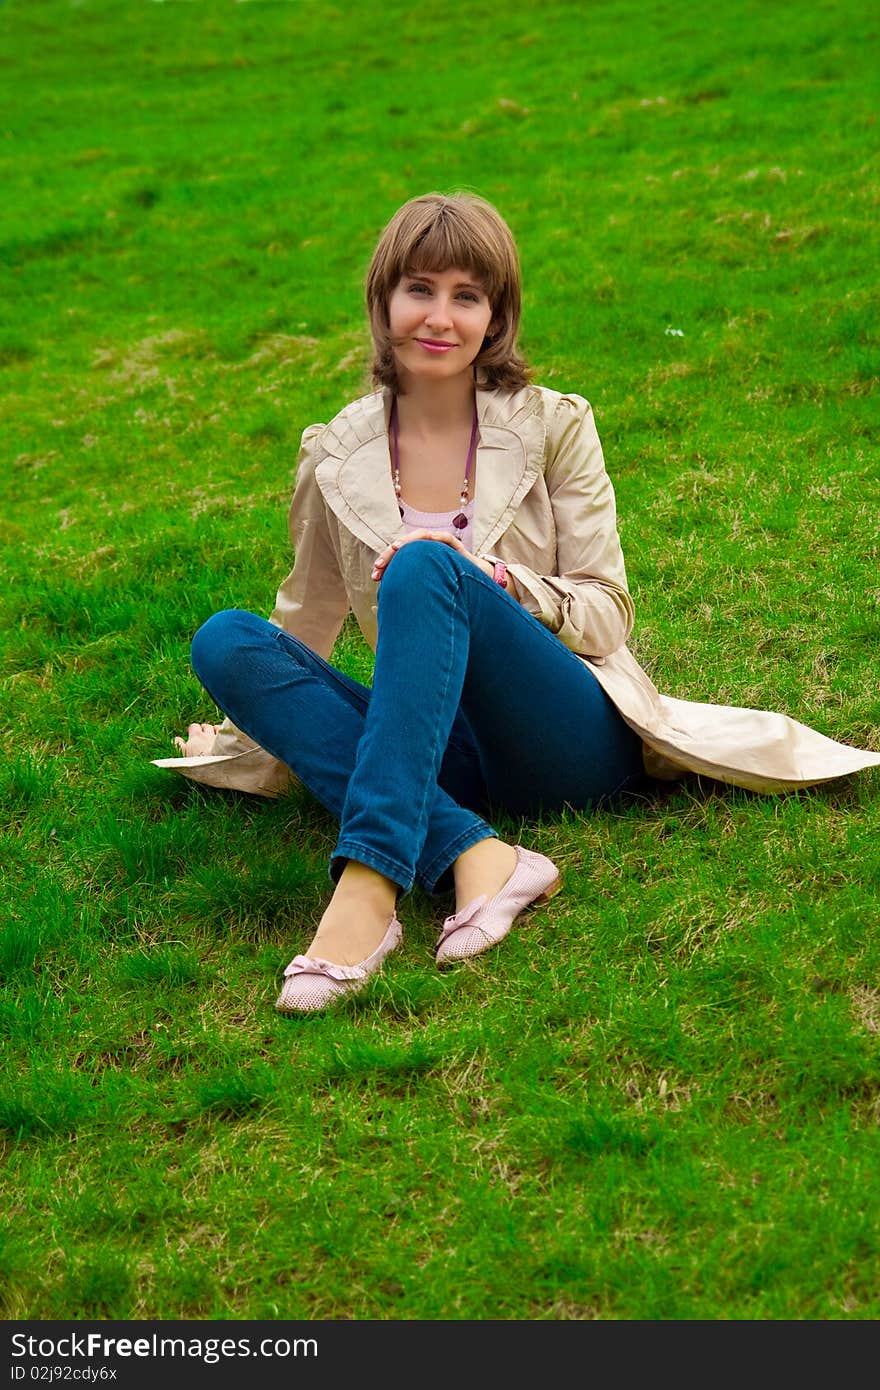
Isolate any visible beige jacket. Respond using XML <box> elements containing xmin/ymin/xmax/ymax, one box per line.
<box><xmin>153</xmin><ymin>383</ymin><xmax>880</xmax><ymax>796</ymax></box>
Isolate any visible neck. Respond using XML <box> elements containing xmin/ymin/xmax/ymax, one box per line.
<box><xmin>394</xmin><ymin>370</ymin><xmax>477</xmax><ymax>433</ymax></box>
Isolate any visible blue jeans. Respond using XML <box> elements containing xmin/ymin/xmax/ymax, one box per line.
<box><xmin>190</xmin><ymin>541</ymin><xmax>645</xmax><ymax>894</ymax></box>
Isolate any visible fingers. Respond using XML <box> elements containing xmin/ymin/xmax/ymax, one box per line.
<box><xmin>371</xmin><ymin>530</ymin><xmax>465</xmax><ymax>581</ymax></box>
<box><xmin>173</xmin><ymin>723</ymin><xmax>218</xmax><ymax>755</ymax></box>
<box><xmin>371</xmin><ymin>543</ymin><xmax>397</xmax><ymax>580</ymax></box>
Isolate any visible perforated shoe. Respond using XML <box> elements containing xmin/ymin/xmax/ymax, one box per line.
<box><xmin>436</xmin><ymin>846</ymin><xmax>561</xmax><ymax>966</ymax></box>
<box><xmin>276</xmin><ymin>914</ymin><xmax>403</xmax><ymax>1014</ymax></box>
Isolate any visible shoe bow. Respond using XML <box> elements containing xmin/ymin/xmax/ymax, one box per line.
<box><xmin>282</xmin><ymin>954</ymin><xmax>368</xmax><ymax>983</ymax></box>
<box><xmin>436</xmin><ymin>895</ymin><xmax>488</xmax><ymax>945</ymax></box>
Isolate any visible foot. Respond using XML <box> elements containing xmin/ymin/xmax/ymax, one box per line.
<box><xmin>438</xmin><ymin>844</ymin><xmax>561</xmax><ymax>966</ymax></box>
<box><xmin>452</xmin><ymin>837</ymin><xmax>519</xmax><ymax>913</ymax></box>
<box><xmin>305</xmin><ymin>862</ymin><xmax>399</xmax><ymax>967</ymax></box>
<box><xmin>276</xmin><ymin>914</ymin><xmax>402</xmax><ymax>1014</ymax></box>
<box><xmin>275</xmin><ymin>862</ymin><xmax>403</xmax><ymax>1015</ymax></box>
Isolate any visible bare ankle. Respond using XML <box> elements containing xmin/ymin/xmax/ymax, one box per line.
<box><xmin>453</xmin><ymin>838</ymin><xmax>518</xmax><ymax>909</ymax></box>
<box><xmin>334</xmin><ymin>862</ymin><xmax>399</xmax><ymax>910</ymax></box>
<box><xmin>305</xmin><ymin>863</ymin><xmax>400</xmax><ymax>966</ymax></box>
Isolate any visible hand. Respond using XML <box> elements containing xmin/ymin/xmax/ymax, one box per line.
<box><xmin>371</xmin><ymin>529</ymin><xmax>494</xmax><ymax>582</ymax></box>
<box><xmin>173</xmin><ymin>722</ymin><xmax>221</xmax><ymax>755</ymax></box>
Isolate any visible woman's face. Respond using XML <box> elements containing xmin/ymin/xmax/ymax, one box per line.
<box><xmin>387</xmin><ymin>266</ymin><xmax>494</xmax><ymax>384</ymax></box>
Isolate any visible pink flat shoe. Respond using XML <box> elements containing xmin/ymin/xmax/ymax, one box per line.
<box><xmin>275</xmin><ymin>914</ymin><xmax>403</xmax><ymax>1014</ymax></box>
<box><xmin>436</xmin><ymin>846</ymin><xmax>561</xmax><ymax>966</ymax></box>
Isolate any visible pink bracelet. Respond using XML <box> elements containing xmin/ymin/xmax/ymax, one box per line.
<box><xmin>491</xmin><ymin>560</ymin><xmax>508</xmax><ymax>589</ymax></box>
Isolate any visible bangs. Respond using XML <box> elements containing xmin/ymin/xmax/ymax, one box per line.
<box><xmin>401</xmin><ymin>217</ymin><xmax>503</xmax><ymax>300</ymax></box>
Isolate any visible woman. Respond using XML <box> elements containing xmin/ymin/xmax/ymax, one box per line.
<box><xmin>155</xmin><ymin>192</ymin><xmax>880</xmax><ymax>1015</ymax></box>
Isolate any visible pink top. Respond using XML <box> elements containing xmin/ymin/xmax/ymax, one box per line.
<box><xmin>398</xmin><ymin>498</ymin><xmax>475</xmax><ymax>554</ymax></box>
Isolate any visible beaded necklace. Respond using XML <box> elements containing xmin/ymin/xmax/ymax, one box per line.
<box><xmin>389</xmin><ymin>396</ymin><xmax>479</xmax><ymax>533</ymax></box>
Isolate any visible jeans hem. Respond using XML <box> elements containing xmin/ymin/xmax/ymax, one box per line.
<box><xmin>330</xmin><ymin>841</ymin><xmax>415</xmax><ymax>893</ymax></box>
<box><xmin>418</xmin><ymin>824</ymin><xmax>498</xmax><ymax>896</ymax></box>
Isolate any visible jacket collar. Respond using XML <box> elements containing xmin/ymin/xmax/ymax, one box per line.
<box><xmin>314</xmin><ymin>385</ymin><xmax>548</xmax><ymax>555</ymax></box>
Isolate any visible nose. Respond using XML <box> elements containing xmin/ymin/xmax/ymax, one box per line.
<box><xmin>424</xmin><ymin>294</ymin><xmax>454</xmax><ymax>330</ymax></box>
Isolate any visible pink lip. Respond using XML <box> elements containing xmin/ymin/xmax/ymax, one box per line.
<box><xmin>416</xmin><ymin>339</ymin><xmax>456</xmax><ymax>352</ymax></box>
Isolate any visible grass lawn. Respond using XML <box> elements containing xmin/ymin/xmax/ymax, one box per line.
<box><xmin>1</xmin><ymin>0</ymin><xmax>878</xmax><ymax>1321</ymax></box>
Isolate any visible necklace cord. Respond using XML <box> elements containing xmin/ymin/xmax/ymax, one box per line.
<box><xmin>390</xmin><ymin>397</ymin><xmax>478</xmax><ymax>531</ymax></box>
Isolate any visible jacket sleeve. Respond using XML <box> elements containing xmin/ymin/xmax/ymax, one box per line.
<box><xmin>269</xmin><ymin>424</ymin><xmax>352</xmax><ymax>660</ymax></box>
<box><xmin>151</xmin><ymin>424</ymin><xmax>351</xmax><ymax>797</ymax></box>
<box><xmin>502</xmin><ymin>393</ymin><xmax>634</xmax><ymax>659</ymax></box>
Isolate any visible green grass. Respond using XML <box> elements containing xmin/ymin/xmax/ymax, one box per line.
<box><xmin>1</xmin><ymin>0</ymin><xmax>878</xmax><ymax>1322</ymax></box>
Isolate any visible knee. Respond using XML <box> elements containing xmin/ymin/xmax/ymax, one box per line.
<box><xmin>379</xmin><ymin>539</ymin><xmax>462</xmax><ymax>599</ymax></box>
<box><xmin>190</xmin><ymin>608</ymin><xmax>263</xmax><ymax>692</ymax></box>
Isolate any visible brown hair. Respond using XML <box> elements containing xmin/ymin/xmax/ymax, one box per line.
<box><xmin>365</xmin><ymin>192</ymin><xmax>531</xmax><ymax>394</ymax></box>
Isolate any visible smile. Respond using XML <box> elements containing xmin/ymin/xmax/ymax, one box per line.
<box><xmin>415</xmin><ymin>339</ymin><xmax>456</xmax><ymax>353</ymax></box>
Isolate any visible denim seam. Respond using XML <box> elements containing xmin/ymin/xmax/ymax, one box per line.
<box><xmin>459</xmin><ymin>565</ymin><xmax>596</xmax><ymax>679</ymax></box>
<box><xmin>272</xmin><ymin>628</ymin><xmax>371</xmax><ymax>714</ymax></box>
<box><xmin>398</xmin><ymin>564</ymin><xmax>466</xmax><ymax>881</ymax></box>
<box><xmin>457</xmin><ymin>562</ymin><xmax>642</xmax><ymax>807</ymax></box>
<box><xmin>196</xmin><ymin>632</ymin><xmax>366</xmax><ymax>820</ymax></box>
<box><xmin>599</xmin><ymin>766</ymin><xmax>647</xmax><ymax>805</ymax></box>
<box><xmin>273</xmin><ymin>622</ymin><xmax>479</xmax><ymax>761</ymax></box>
